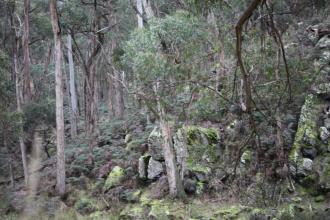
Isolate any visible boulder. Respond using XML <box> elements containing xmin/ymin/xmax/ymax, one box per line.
<box><xmin>138</xmin><ymin>155</ymin><xmax>151</xmax><ymax>179</ymax></box>
<box><xmin>324</xmin><ymin>118</ymin><xmax>330</xmax><ymax>129</ymax></box>
<box><xmin>183</xmin><ymin>178</ymin><xmax>197</xmax><ymax>194</ymax></box>
<box><xmin>302</xmin><ymin>158</ymin><xmax>313</xmax><ymax>171</ymax></box>
<box><xmin>148</xmin><ymin>127</ymin><xmax>164</xmax><ymax>161</ymax></box>
<box><xmin>173</xmin><ymin>126</ymin><xmax>218</xmax><ymax>177</ymax></box>
<box><xmin>319</xmin><ymin>126</ymin><xmax>329</xmax><ymax>141</ymax></box>
<box><xmin>147</xmin><ymin>157</ymin><xmax>164</xmax><ymax>180</ymax></box>
<box><xmin>149</xmin><ymin>175</ymin><xmax>169</xmax><ymax>199</ymax></box>
<box><xmin>301</xmin><ymin>147</ymin><xmax>317</xmax><ymax>159</ymax></box>
<box><xmin>104</xmin><ymin>166</ymin><xmax>125</xmax><ymax>190</ymax></box>
<box><xmin>289</xmin><ymin>94</ymin><xmax>322</xmax><ymax>163</ymax></box>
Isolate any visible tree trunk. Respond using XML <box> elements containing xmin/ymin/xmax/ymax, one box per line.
<box><xmin>9</xmin><ymin>159</ymin><xmax>14</xmax><ymax>188</ymax></box>
<box><xmin>114</xmin><ymin>69</ymin><xmax>125</xmax><ymax>119</ymax></box>
<box><xmin>23</xmin><ymin>0</ymin><xmax>31</xmax><ymax>103</ymax></box>
<box><xmin>107</xmin><ymin>70</ymin><xmax>115</xmax><ymax>119</ymax></box>
<box><xmin>67</xmin><ymin>33</ymin><xmax>78</xmax><ymax>137</ymax></box>
<box><xmin>155</xmin><ymin>83</ymin><xmax>185</xmax><ymax>198</ymax></box>
<box><xmin>13</xmin><ymin>29</ymin><xmax>29</xmax><ymax>186</ymax></box>
<box><xmin>142</xmin><ymin>0</ymin><xmax>154</xmax><ymax>19</ymax></box>
<box><xmin>136</xmin><ymin>0</ymin><xmax>144</xmax><ymax>28</ymax></box>
<box><xmin>275</xmin><ymin>48</ymin><xmax>285</xmax><ymax>163</ymax></box>
<box><xmin>50</xmin><ymin>0</ymin><xmax>66</xmax><ymax>196</ymax></box>
<box><xmin>235</xmin><ymin>0</ymin><xmax>262</xmax><ymax>113</ymax></box>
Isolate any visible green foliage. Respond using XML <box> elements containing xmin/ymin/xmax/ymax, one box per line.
<box><xmin>123</xmin><ymin>10</ymin><xmax>209</xmax><ymax>83</ymax></box>
<box><xmin>23</xmin><ymin>99</ymin><xmax>56</xmax><ymax>131</ymax></box>
<box><xmin>75</xmin><ymin>197</ymin><xmax>97</xmax><ymax>215</ymax></box>
<box><xmin>59</xmin><ymin>0</ymin><xmax>89</xmax><ymax>31</ymax></box>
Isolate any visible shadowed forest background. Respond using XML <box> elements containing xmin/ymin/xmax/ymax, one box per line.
<box><xmin>0</xmin><ymin>0</ymin><xmax>330</xmax><ymax>219</ymax></box>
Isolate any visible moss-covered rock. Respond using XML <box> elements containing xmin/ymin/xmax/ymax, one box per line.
<box><xmin>104</xmin><ymin>166</ymin><xmax>125</xmax><ymax>190</ymax></box>
<box><xmin>138</xmin><ymin>155</ymin><xmax>151</xmax><ymax>179</ymax></box>
<box><xmin>148</xmin><ymin>127</ymin><xmax>164</xmax><ymax>161</ymax></box>
<box><xmin>174</xmin><ymin>126</ymin><xmax>219</xmax><ymax>179</ymax></box>
<box><xmin>289</xmin><ymin>94</ymin><xmax>323</xmax><ymax>163</ymax></box>
<box><xmin>120</xmin><ymin>189</ymin><xmax>142</xmax><ymax>203</ymax></box>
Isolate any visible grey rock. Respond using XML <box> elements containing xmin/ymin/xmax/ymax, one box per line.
<box><xmin>301</xmin><ymin>147</ymin><xmax>317</xmax><ymax>159</ymax></box>
<box><xmin>195</xmin><ymin>172</ymin><xmax>207</xmax><ymax>183</ymax></box>
<box><xmin>319</xmin><ymin>126</ymin><xmax>329</xmax><ymax>141</ymax></box>
<box><xmin>138</xmin><ymin>155</ymin><xmax>150</xmax><ymax>179</ymax></box>
<box><xmin>149</xmin><ymin>175</ymin><xmax>169</xmax><ymax>199</ymax></box>
<box><xmin>183</xmin><ymin>178</ymin><xmax>197</xmax><ymax>194</ymax></box>
<box><xmin>302</xmin><ymin>158</ymin><xmax>313</xmax><ymax>172</ymax></box>
<box><xmin>324</xmin><ymin>118</ymin><xmax>330</xmax><ymax>129</ymax></box>
<box><xmin>148</xmin><ymin>127</ymin><xmax>164</xmax><ymax>161</ymax></box>
<box><xmin>147</xmin><ymin>157</ymin><xmax>164</xmax><ymax>180</ymax></box>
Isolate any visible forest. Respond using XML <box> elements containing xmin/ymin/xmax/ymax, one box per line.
<box><xmin>0</xmin><ymin>0</ymin><xmax>329</xmax><ymax>219</ymax></box>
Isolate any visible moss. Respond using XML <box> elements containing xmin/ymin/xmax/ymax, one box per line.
<box><xmin>148</xmin><ymin>200</ymin><xmax>170</xmax><ymax>219</ymax></box>
<box><xmin>315</xmin><ymin>195</ymin><xmax>325</xmax><ymax>202</ymax></box>
<box><xmin>213</xmin><ymin>205</ymin><xmax>247</xmax><ymax>219</ymax></box>
<box><xmin>300</xmin><ymin>172</ymin><xmax>319</xmax><ymax>188</ymax></box>
<box><xmin>278</xmin><ymin>204</ymin><xmax>295</xmax><ymax>219</ymax></box>
<box><xmin>75</xmin><ymin>197</ymin><xmax>98</xmax><ymax>215</ymax></box>
<box><xmin>241</xmin><ymin>150</ymin><xmax>252</xmax><ymax>164</ymax></box>
<box><xmin>186</xmin><ymin>160</ymin><xmax>211</xmax><ymax>175</ymax></box>
<box><xmin>119</xmin><ymin>205</ymin><xmax>145</xmax><ymax>220</ymax></box>
<box><xmin>196</xmin><ymin>181</ymin><xmax>205</xmax><ymax>195</ymax></box>
<box><xmin>180</xmin><ymin>126</ymin><xmax>219</xmax><ymax>176</ymax></box>
<box><xmin>289</xmin><ymin>95</ymin><xmax>322</xmax><ymax>163</ymax></box>
<box><xmin>185</xmin><ymin>126</ymin><xmax>218</xmax><ymax>145</ymax></box>
<box><xmin>104</xmin><ymin>166</ymin><xmax>125</xmax><ymax>190</ymax></box>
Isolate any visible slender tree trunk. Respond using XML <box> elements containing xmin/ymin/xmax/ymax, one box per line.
<box><xmin>13</xmin><ymin>30</ymin><xmax>29</xmax><ymax>186</ymax></box>
<box><xmin>155</xmin><ymin>83</ymin><xmax>185</xmax><ymax>198</ymax></box>
<box><xmin>9</xmin><ymin>159</ymin><xmax>15</xmax><ymax>188</ymax></box>
<box><xmin>136</xmin><ymin>0</ymin><xmax>144</xmax><ymax>28</ymax></box>
<box><xmin>107</xmin><ymin>70</ymin><xmax>115</xmax><ymax>118</ymax></box>
<box><xmin>44</xmin><ymin>42</ymin><xmax>52</xmax><ymax>76</ymax></box>
<box><xmin>114</xmin><ymin>69</ymin><xmax>125</xmax><ymax>118</ymax></box>
<box><xmin>275</xmin><ymin>48</ymin><xmax>285</xmax><ymax>163</ymax></box>
<box><xmin>235</xmin><ymin>0</ymin><xmax>262</xmax><ymax>113</ymax></box>
<box><xmin>50</xmin><ymin>0</ymin><xmax>66</xmax><ymax>196</ymax></box>
<box><xmin>23</xmin><ymin>0</ymin><xmax>31</xmax><ymax>102</ymax></box>
<box><xmin>67</xmin><ymin>33</ymin><xmax>78</xmax><ymax>137</ymax></box>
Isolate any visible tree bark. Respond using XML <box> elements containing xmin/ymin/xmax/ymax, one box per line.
<box><xmin>142</xmin><ymin>0</ymin><xmax>154</xmax><ymax>19</ymax></box>
<box><xmin>50</xmin><ymin>0</ymin><xmax>66</xmax><ymax>196</ymax></box>
<box><xmin>114</xmin><ymin>69</ymin><xmax>125</xmax><ymax>119</ymax></box>
<box><xmin>107</xmin><ymin>70</ymin><xmax>115</xmax><ymax>118</ymax></box>
<box><xmin>13</xmin><ymin>24</ymin><xmax>29</xmax><ymax>186</ymax></box>
<box><xmin>136</xmin><ymin>0</ymin><xmax>144</xmax><ymax>28</ymax></box>
<box><xmin>67</xmin><ymin>33</ymin><xmax>78</xmax><ymax>137</ymax></box>
<box><xmin>155</xmin><ymin>83</ymin><xmax>185</xmax><ymax>198</ymax></box>
<box><xmin>23</xmin><ymin>0</ymin><xmax>31</xmax><ymax>103</ymax></box>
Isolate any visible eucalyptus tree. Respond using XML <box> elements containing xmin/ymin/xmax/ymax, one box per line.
<box><xmin>124</xmin><ymin>11</ymin><xmax>210</xmax><ymax>198</ymax></box>
<box><xmin>23</xmin><ymin>0</ymin><xmax>32</xmax><ymax>102</ymax></box>
<box><xmin>50</xmin><ymin>0</ymin><xmax>65</xmax><ymax>196</ymax></box>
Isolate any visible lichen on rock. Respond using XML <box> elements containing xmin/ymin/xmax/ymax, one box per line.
<box><xmin>104</xmin><ymin>166</ymin><xmax>125</xmax><ymax>190</ymax></box>
<box><xmin>289</xmin><ymin>94</ymin><xmax>322</xmax><ymax>163</ymax></box>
